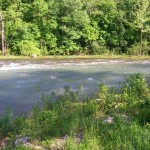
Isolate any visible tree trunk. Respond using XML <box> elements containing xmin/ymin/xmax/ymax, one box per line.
<box><xmin>0</xmin><ymin>13</ymin><xmax>6</xmax><ymax>55</ymax></box>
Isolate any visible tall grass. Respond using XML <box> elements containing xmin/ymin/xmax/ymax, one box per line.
<box><xmin>0</xmin><ymin>73</ymin><xmax>150</xmax><ymax>149</ymax></box>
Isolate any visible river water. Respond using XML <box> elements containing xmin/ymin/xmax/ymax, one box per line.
<box><xmin>0</xmin><ymin>59</ymin><xmax>150</xmax><ymax>116</ymax></box>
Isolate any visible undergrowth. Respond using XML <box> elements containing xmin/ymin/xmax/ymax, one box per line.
<box><xmin>0</xmin><ymin>73</ymin><xmax>150</xmax><ymax>150</ymax></box>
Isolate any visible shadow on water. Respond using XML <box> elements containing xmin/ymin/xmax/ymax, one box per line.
<box><xmin>0</xmin><ymin>59</ymin><xmax>150</xmax><ymax>116</ymax></box>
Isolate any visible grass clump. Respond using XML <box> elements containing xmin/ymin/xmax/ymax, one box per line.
<box><xmin>0</xmin><ymin>73</ymin><xmax>150</xmax><ymax>149</ymax></box>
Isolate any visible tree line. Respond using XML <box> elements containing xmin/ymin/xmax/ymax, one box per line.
<box><xmin>0</xmin><ymin>0</ymin><xmax>150</xmax><ymax>56</ymax></box>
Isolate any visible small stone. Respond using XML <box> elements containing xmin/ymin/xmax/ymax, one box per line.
<box><xmin>30</xmin><ymin>54</ymin><xmax>37</xmax><ymax>58</ymax></box>
<box><xmin>25</xmin><ymin>143</ymin><xmax>45</xmax><ymax>150</ymax></box>
<box><xmin>0</xmin><ymin>139</ymin><xmax>7</xmax><ymax>149</ymax></box>
<box><xmin>87</xmin><ymin>78</ymin><xmax>94</xmax><ymax>81</ymax></box>
<box><xmin>14</xmin><ymin>136</ymin><xmax>30</xmax><ymax>146</ymax></box>
<box><xmin>103</xmin><ymin>117</ymin><xmax>114</xmax><ymax>124</ymax></box>
<box><xmin>50</xmin><ymin>135</ymin><xmax>69</xmax><ymax>150</ymax></box>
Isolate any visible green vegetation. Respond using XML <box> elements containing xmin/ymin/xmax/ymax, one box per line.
<box><xmin>0</xmin><ymin>0</ymin><xmax>150</xmax><ymax>56</ymax></box>
<box><xmin>0</xmin><ymin>73</ymin><xmax>150</xmax><ymax>149</ymax></box>
<box><xmin>0</xmin><ymin>55</ymin><xmax>150</xmax><ymax>61</ymax></box>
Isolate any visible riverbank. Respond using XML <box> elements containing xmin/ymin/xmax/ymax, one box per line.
<box><xmin>0</xmin><ymin>73</ymin><xmax>150</xmax><ymax>149</ymax></box>
<box><xmin>0</xmin><ymin>55</ymin><xmax>150</xmax><ymax>60</ymax></box>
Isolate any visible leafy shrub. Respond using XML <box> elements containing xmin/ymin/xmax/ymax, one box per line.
<box><xmin>122</xmin><ymin>73</ymin><xmax>149</xmax><ymax>97</ymax></box>
<box><xmin>17</xmin><ymin>40</ymin><xmax>41</xmax><ymax>56</ymax></box>
<box><xmin>90</xmin><ymin>41</ymin><xmax>108</xmax><ymax>55</ymax></box>
<box><xmin>95</xmin><ymin>73</ymin><xmax>150</xmax><ymax>125</ymax></box>
<box><xmin>127</xmin><ymin>41</ymin><xmax>150</xmax><ymax>55</ymax></box>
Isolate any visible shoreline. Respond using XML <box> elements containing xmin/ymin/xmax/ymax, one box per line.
<box><xmin>0</xmin><ymin>55</ymin><xmax>150</xmax><ymax>60</ymax></box>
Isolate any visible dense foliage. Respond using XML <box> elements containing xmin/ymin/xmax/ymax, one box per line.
<box><xmin>0</xmin><ymin>0</ymin><xmax>150</xmax><ymax>55</ymax></box>
<box><xmin>0</xmin><ymin>73</ymin><xmax>150</xmax><ymax>149</ymax></box>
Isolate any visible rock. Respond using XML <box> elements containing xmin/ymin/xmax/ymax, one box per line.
<box><xmin>0</xmin><ymin>139</ymin><xmax>8</xmax><ymax>149</ymax></box>
<box><xmin>14</xmin><ymin>136</ymin><xmax>30</xmax><ymax>146</ymax></box>
<box><xmin>74</xmin><ymin>132</ymin><xmax>83</xmax><ymax>144</ymax></box>
<box><xmin>25</xmin><ymin>143</ymin><xmax>45</xmax><ymax>150</ymax></box>
<box><xmin>14</xmin><ymin>136</ymin><xmax>45</xmax><ymax>150</ymax></box>
<box><xmin>103</xmin><ymin>115</ymin><xmax>129</xmax><ymax>124</ymax></box>
<box><xmin>50</xmin><ymin>76</ymin><xmax>56</xmax><ymax>79</ymax></box>
<box><xmin>30</xmin><ymin>54</ymin><xmax>37</xmax><ymax>58</ymax></box>
<box><xmin>87</xmin><ymin>78</ymin><xmax>94</xmax><ymax>81</ymax></box>
<box><xmin>50</xmin><ymin>135</ymin><xmax>69</xmax><ymax>150</ymax></box>
<box><xmin>103</xmin><ymin>117</ymin><xmax>114</xmax><ymax>124</ymax></box>
<box><xmin>50</xmin><ymin>133</ymin><xmax>83</xmax><ymax>149</ymax></box>
<box><xmin>50</xmin><ymin>139</ymin><xmax>65</xmax><ymax>150</ymax></box>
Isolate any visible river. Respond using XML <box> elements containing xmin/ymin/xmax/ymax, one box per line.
<box><xmin>0</xmin><ymin>59</ymin><xmax>150</xmax><ymax>116</ymax></box>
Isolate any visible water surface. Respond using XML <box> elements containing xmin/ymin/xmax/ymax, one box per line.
<box><xmin>0</xmin><ymin>59</ymin><xmax>150</xmax><ymax>116</ymax></box>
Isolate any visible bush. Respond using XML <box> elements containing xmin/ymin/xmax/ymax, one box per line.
<box><xmin>127</xmin><ymin>41</ymin><xmax>150</xmax><ymax>55</ymax></box>
<box><xmin>90</xmin><ymin>41</ymin><xmax>108</xmax><ymax>55</ymax></box>
<box><xmin>16</xmin><ymin>40</ymin><xmax>41</xmax><ymax>56</ymax></box>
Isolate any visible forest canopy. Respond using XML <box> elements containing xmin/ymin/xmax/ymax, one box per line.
<box><xmin>0</xmin><ymin>0</ymin><xmax>150</xmax><ymax>56</ymax></box>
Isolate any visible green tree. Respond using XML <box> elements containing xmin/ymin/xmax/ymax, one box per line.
<box><xmin>117</xmin><ymin>0</ymin><xmax>150</xmax><ymax>53</ymax></box>
<box><xmin>52</xmin><ymin>0</ymin><xmax>90</xmax><ymax>55</ymax></box>
<box><xmin>134</xmin><ymin>0</ymin><xmax>150</xmax><ymax>44</ymax></box>
<box><xmin>1</xmin><ymin>0</ymin><xmax>41</xmax><ymax>55</ymax></box>
<box><xmin>87</xmin><ymin>0</ymin><xmax>126</xmax><ymax>53</ymax></box>
<box><xmin>0</xmin><ymin>0</ymin><xmax>149</xmax><ymax>55</ymax></box>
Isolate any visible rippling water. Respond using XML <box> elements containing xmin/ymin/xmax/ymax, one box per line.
<box><xmin>0</xmin><ymin>59</ymin><xmax>150</xmax><ymax>116</ymax></box>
